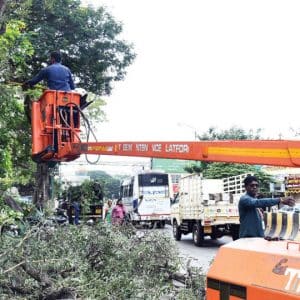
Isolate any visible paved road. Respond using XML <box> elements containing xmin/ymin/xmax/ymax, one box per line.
<box><xmin>164</xmin><ymin>225</ymin><xmax>233</xmax><ymax>272</ymax></box>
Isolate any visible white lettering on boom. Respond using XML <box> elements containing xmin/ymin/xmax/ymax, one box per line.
<box><xmin>123</xmin><ymin>144</ymin><xmax>132</xmax><ymax>151</ymax></box>
<box><xmin>165</xmin><ymin>144</ymin><xmax>189</xmax><ymax>153</ymax></box>
<box><xmin>136</xmin><ymin>144</ymin><xmax>148</xmax><ymax>151</ymax></box>
<box><xmin>152</xmin><ymin>144</ymin><xmax>162</xmax><ymax>152</ymax></box>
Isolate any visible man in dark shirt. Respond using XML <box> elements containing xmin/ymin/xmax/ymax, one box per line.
<box><xmin>238</xmin><ymin>175</ymin><xmax>295</xmax><ymax>238</ymax></box>
<box><xmin>25</xmin><ymin>51</ymin><xmax>75</xmax><ymax>91</ymax></box>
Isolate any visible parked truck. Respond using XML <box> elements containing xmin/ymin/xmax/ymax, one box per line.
<box><xmin>171</xmin><ymin>173</ymin><xmax>250</xmax><ymax>246</ymax></box>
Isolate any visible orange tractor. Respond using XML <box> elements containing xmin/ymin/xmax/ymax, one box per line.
<box><xmin>31</xmin><ymin>90</ymin><xmax>300</xmax><ymax>299</ymax></box>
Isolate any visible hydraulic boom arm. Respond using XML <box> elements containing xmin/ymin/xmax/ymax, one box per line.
<box><xmin>76</xmin><ymin>140</ymin><xmax>300</xmax><ymax>167</ymax></box>
<box><xmin>31</xmin><ymin>90</ymin><xmax>300</xmax><ymax>167</ymax></box>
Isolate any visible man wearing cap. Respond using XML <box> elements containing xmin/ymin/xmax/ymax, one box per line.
<box><xmin>239</xmin><ymin>175</ymin><xmax>295</xmax><ymax>238</ymax></box>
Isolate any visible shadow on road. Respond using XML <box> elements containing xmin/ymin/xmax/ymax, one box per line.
<box><xmin>179</xmin><ymin>234</ymin><xmax>232</xmax><ymax>248</ymax></box>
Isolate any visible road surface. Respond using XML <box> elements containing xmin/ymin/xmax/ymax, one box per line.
<box><xmin>164</xmin><ymin>225</ymin><xmax>233</xmax><ymax>272</ymax></box>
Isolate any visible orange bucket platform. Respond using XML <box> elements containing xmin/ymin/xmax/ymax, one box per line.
<box><xmin>31</xmin><ymin>90</ymin><xmax>81</xmax><ymax>162</ymax></box>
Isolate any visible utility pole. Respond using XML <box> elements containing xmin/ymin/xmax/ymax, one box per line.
<box><xmin>177</xmin><ymin>122</ymin><xmax>199</xmax><ymax>141</ymax></box>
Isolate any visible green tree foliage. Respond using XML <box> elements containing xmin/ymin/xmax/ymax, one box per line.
<box><xmin>0</xmin><ymin>89</ymin><xmax>35</xmax><ymax>219</ymax></box>
<box><xmin>62</xmin><ymin>173</ymin><xmax>121</xmax><ymax>205</ymax></box>
<box><xmin>186</xmin><ymin>126</ymin><xmax>274</xmax><ymax>193</ymax></box>
<box><xmin>197</xmin><ymin>126</ymin><xmax>262</xmax><ymax>141</ymax></box>
<box><xmin>7</xmin><ymin>0</ymin><xmax>136</xmax><ymax>95</ymax></box>
<box><xmin>0</xmin><ymin>20</ymin><xmax>34</xmax><ymax>82</ymax></box>
<box><xmin>62</xmin><ymin>179</ymin><xmax>103</xmax><ymax>212</ymax></box>
<box><xmin>86</xmin><ymin>170</ymin><xmax>125</xmax><ymax>199</ymax></box>
<box><xmin>80</xmin><ymin>180</ymin><xmax>103</xmax><ymax>202</ymax></box>
<box><xmin>0</xmin><ymin>21</ymin><xmax>35</xmax><ymax>193</ymax></box>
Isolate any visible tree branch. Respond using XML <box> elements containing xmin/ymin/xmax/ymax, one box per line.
<box><xmin>21</xmin><ymin>262</ymin><xmax>53</xmax><ymax>288</ymax></box>
<box><xmin>0</xmin><ymin>281</ymin><xmax>32</xmax><ymax>295</ymax></box>
<box><xmin>3</xmin><ymin>260</ymin><xmax>25</xmax><ymax>274</ymax></box>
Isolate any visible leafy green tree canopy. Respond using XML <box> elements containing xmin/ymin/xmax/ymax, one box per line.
<box><xmin>0</xmin><ymin>21</ymin><xmax>35</xmax><ymax>191</ymax></box>
<box><xmin>197</xmin><ymin>126</ymin><xmax>262</xmax><ymax>141</ymax></box>
<box><xmin>7</xmin><ymin>0</ymin><xmax>136</xmax><ymax>96</ymax></box>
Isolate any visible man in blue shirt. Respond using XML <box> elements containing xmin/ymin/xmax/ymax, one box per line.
<box><xmin>25</xmin><ymin>51</ymin><xmax>75</xmax><ymax>91</ymax></box>
<box><xmin>238</xmin><ymin>175</ymin><xmax>295</xmax><ymax>238</ymax></box>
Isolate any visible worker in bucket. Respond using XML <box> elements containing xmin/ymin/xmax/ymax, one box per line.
<box><xmin>24</xmin><ymin>51</ymin><xmax>90</xmax><ymax>110</ymax></box>
<box><xmin>24</xmin><ymin>51</ymin><xmax>75</xmax><ymax>91</ymax></box>
<box><xmin>238</xmin><ymin>175</ymin><xmax>295</xmax><ymax>238</ymax></box>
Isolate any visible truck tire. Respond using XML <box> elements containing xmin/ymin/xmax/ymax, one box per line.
<box><xmin>156</xmin><ymin>221</ymin><xmax>165</xmax><ymax>229</ymax></box>
<box><xmin>173</xmin><ymin>220</ymin><xmax>182</xmax><ymax>241</ymax></box>
<box><xmin>210</xmin><ymin>234</ymin><xmax>217</xmax><ymax>240</ymax></box>
<box><xmin>160</xmin><ymin>221</ymin><xmax>165</xmax><ymax>228</ymax></box>
<box><xmin>193</xmin><ymin>223</ymin><xmax>204</xmax><ymax>246</ymax></box>
<box><xmin>231</xmin><ymin>224</ymin><xmax>240</xmax><ymax>241</ymax></box>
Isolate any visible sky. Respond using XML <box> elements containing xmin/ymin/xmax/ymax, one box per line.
<box><xmin>76</xmin><ymin>0</ymin><xmax>300</xmax><ymax>174</ymax></box>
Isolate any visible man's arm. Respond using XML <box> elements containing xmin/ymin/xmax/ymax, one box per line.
<box><xmin>280</xmin><ymin>197</ymin><xmax>295</xmax><ymax>206</ymax></box>
<box><xmin>26</xmin><ymin>68</ymin><xmax>47</xmax><ymax>87</ymax></box>
<box><xmin>240</xmin><ymin>195</ymin><xmax>280</xmax><ymax>208</ymax></box>
<box><xmin>240</xmin><ymin>195</ymin><xmax>294</xmax><ymax>208</ymax></box>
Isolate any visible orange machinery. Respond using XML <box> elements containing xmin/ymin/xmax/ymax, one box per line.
<box><xmin>32</xmin><ymin>90</ymin><xmax>300</xmax><ymax>299</ymax></box>
<box><xmin>207</xmin><ymin>239</ymin><xmax>300</xmax><ymax>300</ymax></box>
<box><xmin>31</xmin><ymin>90</ymin><xmax>82</xmax><ymax>162</ymax></box>
<box><xmin>32</xmin><ymin>90</ymin><xmax>300</xmax><ymax>167</ymax></box>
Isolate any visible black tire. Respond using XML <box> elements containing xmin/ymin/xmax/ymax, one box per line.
<box><xmin>173</xmin><ymin>220</ymin><xmax>182</xmax><ymax>241</ymax></box>
<box><xmin>193</xmin><ymin>223</ymin><xmax>204</xmax><ymax>246</ymax></box>
<box><xmin>149</xmin><ymin>221</ymin><xmax>155</xmax><ymax>229</ymax></box>
<box><xmin>231</xmin><ymin>224</ymin><xmax>240</xmax><ymax>241</ymax></box>
<box><xmin>210</xmin><ymin>234</ymin><xmax>217</xmax><ymax>240</ymax></box>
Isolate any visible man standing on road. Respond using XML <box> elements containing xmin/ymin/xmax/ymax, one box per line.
<box><xmin>239</xmin><ymin>175</ymin><xmax>295</xmax><ymax>238</ymax></box>
<box><xmin>24</xmin><ymin>51</ymin><xmax>75</xmax><ymax>91</ymax></box>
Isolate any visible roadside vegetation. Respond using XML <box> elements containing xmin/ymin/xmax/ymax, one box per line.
<box><xmin>0</xmin><ymin>223</ymin><xmax>205</xmax><ymax>299</ymax></box>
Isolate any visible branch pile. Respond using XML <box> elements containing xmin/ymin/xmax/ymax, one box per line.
<box><xmin>0</xmin><ymin>224</ymin><xmax>205</xmax><ymax>299</ymax></box>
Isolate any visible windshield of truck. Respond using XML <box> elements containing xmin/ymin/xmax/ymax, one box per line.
<box><xmin>138</xmin><ymin>173</ymin><xmax>169</xmax><ymax>186</ymax></box>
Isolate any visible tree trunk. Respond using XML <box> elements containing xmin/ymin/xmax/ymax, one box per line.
<box><xmin>0</xmin><ymin>0</ymin><xmax>7</xmax><ymax>34</ymax></box>
<box><xmin>0</xmin><ymin>0</ymin><xmax>6</xmax><ymax>17</ymax></box>
<box><xmin>33</xmin><ymin>163</ymin><xmax>51</xmax><ymax>210</ymax></box>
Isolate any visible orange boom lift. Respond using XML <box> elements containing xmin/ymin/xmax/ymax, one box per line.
<box><xmin>32</xmin><ymin>90</ymin><xmax>300</xmax><ymax>167</ymax></box>
<box><xmin>31</xmin><ymin>90</ymin><xmax>300</xmax><ymax>299</ymax></box>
